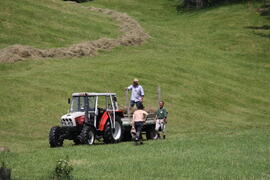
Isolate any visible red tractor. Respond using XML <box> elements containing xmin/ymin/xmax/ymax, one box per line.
<box><xmin>49</xmin><ymin>93</ymin><xmax>124</xmax><ymax>147</ymax></box>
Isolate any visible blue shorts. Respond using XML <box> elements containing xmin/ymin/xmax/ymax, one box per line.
<box><xmin>130</xmin><ymin>101</ymin><xmax>142</xmax><ymax>108</ymax></box>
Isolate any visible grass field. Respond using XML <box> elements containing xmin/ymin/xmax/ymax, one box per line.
<box><xmin>0</xmin><ymin>0</ymin><xmax>270</xmax><ymax>179</ymax></box>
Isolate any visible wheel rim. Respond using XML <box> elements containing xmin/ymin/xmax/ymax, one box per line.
<box><xmin>87</xmin><ymin>130</ymin><xmax>94</xmax><ymax>145</ymax></box>
<box><xmin>112</xmin><ymin>122</ymin><xmax>121</xmax><ymax>140</ymax></box>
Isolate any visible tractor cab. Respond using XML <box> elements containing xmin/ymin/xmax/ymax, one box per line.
<box><xmin>67</xmin><ymin>93</ymin><xmax>122</xmax><ymax>129</ymax></box>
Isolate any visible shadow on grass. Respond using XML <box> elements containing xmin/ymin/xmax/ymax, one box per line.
<box><xmin>63</xmin><ymin>0</ymin><xmax>92</xmax><ymax>3</ymax></box>
<box><xmin>245</xmin><ymin>25</ymin><xmax>270</xmax><ymax>30</ymax></box>
<box><xmin>245</xmin><ymin>24</ymin><xmax>270</xmax><ymax>39</ymax></box>
<box><xmin>253</xmin><ymin>32</ymin><xmax>270</xmax><ymax>38</ymax></box>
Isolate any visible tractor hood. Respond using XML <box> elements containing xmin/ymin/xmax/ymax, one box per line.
<box><xmin>60</xmin><ymin>112</ymin><xmax>85</xmax><ymax>127</ymax></box>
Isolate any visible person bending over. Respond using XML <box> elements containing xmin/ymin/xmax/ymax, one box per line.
<box><xmin>132</xmin><ymin>104</ymin><xmax>148</xmax><ymax>145</ymax></box>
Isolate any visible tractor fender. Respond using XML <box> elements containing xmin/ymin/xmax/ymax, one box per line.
<box><xmin>99</xmin><ymin>112</ymin><xmax>109</xmax><ymax>131</ymax></box>
<box><xmin>115</xmin><ymin>110</ymin><xmax>124</xmax><ymax>118</ymax></box>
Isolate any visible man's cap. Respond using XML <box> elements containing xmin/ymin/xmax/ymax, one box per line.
<box><xmin>133</xmin><ymin>78</ymin><xmax>139</xmax><ymax>82</ymax></box>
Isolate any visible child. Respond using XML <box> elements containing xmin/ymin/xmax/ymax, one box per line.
<box><xmin>155</xmin><ymin>101</ymin><xmax>168</xmax><ymax>139</ymax></box>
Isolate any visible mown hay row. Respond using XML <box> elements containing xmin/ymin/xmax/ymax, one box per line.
<box><xmin>0</xmin><ymin>4</ymin><xmax>149</xmax><ymax>63</ymax></box>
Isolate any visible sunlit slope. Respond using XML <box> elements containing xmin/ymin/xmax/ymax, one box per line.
<box><xmin>0</xmin><ymin>0</ymin><xmax>269</xmax><ymax>151</ymax></box>
<box><xmin>0</xmin><ymin>0</ymin><xmax>119</xmax><ymax>49</ymax></box>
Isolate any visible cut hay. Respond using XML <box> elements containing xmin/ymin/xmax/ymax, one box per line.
<box><xmin>0</xmin><ymin>5</ymin><xmax>149</xmax><ymax>63</ymax></box>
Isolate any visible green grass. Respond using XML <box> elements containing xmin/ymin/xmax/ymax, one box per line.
<box><xmin>0</xmin><ymin>0</ymin><xmax>270</xmax><ymax>179</ymax></box>
<box><xmin>1</xmin><ymin>128</ymin><xmax>269</xmax><ymax>179</ymax></box>
<box><xmin>0</xmin><ymin>0</ymin><xmax>119</xmax><ymax>49</ymax></box>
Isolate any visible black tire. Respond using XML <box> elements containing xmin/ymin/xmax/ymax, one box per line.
<box><xmin>146</xmin><ymin>126</ymin><xmax>159</xmax><ymax>140</ymax></box>
<box><xmin>122</xmin><ymin>127</ymin><xmax>132</xmax><ymax>141</ymax></box>
<box><xmin>79</xmin><ymin>126</ymin><xmax>95</xmax><ymax>145</ymax></box>
<box><xmin>49</xmin><ymin>126</ymin><xmax>63</xmax><ymax>148</ymax></box>
<box><xmin>73</xmin><ymin>138</ymin><xmax>81</xmax><ymax>145</ymax></box>
<box><xmin>103</xmin><ymin>116</ymin><xmax>123</xmax><ymax>144</ymax></box>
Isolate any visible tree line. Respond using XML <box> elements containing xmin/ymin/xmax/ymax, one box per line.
<box><xmin>178</xmin><ymin>0</ymin><xmax>268</xmax><ymax>9</ymax></box>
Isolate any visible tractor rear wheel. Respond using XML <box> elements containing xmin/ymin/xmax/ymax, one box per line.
<box><xmin>103</xmin><ymin>116</ymin><xmax>123</xmax><ymax>144</ymax></box>
<box><xmin>79</xmin><ymin>126</ymin><xmax>95</xmax><ymax>145</ymax></box>
<box><xmin>49</xmin><ymin>126</ymin><xmax>63</xmax><ymax>148</ymax></box>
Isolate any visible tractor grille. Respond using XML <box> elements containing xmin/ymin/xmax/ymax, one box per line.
<box><xmin>61</xmin><ymin>118</ymin><xmax>74</xmax><ymax>126</ymax></box>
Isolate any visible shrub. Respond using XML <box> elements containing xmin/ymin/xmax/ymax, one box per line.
<box><xmin>0</xmin><ymin>161</ymin><xmax>11</xmax><ymax>180</ymax></box>
<box><xmin>52</xmin><ymin>157</ymin><xmax>73</xmax><ymax>180</ymax></box>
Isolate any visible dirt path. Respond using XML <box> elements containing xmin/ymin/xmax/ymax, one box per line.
<box><xmin>0</xmin><ymin>4</ymin><xmax>149</xmax><ymax>63</ymax></box>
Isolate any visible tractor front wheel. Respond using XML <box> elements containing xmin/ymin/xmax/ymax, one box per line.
<box><xmin>49</xmin><ymin>126</ymin><xmax>63</xmax><ymax>148</ymax></box>
<box><xmin>79</xmin><ymin>126</ymin><xmax>95</xmax><ymax>145</ymax></box>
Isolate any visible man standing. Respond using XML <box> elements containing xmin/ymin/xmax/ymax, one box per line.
<box><xmin>155</xmin><ymin>101</ymin><xmax>168</xmax><ymax>139</ymax></box>
<box><xmin>132</xmin><ymin>104</ymin><xmax>148</xmax><ymax>145</ymax></box>
<box><xmin>125</xmin><ymin>79</ymin><xmax>144</xmax><ymax>109</ymax></box>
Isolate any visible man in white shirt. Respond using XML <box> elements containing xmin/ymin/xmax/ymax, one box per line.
<box><xmin>125</xmin><ymin>78</ymin><xmax>144</xmax><ymax>109</ymax></box>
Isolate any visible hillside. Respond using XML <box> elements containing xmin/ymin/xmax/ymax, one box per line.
<box><xmin>0</xmin><ymin>0</ymin><xmax>119</xmax><ymax>49</ymax></box>
<box><xmin>0</xmin><ymin>0</ymin><xmax>270</xmax><ymax>179</ymax></box>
